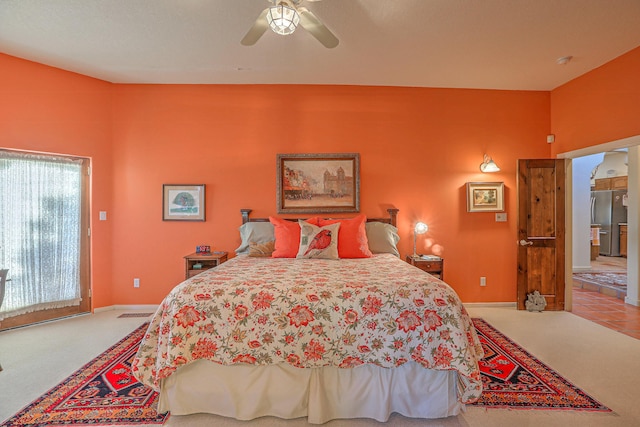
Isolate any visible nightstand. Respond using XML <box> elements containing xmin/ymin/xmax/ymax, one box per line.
<box><xmin>184</xmin><ymin>251</ymin><xmax>228</xmax><ymax>279</ymax></box>
<box><xmin>406</xmin><ymin>255</ymin><xmax>444</xmax><ymax>280</ymax></box>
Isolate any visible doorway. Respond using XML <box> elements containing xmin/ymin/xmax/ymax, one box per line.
<box><xmin>561</xmin><ymin>136</ymin><xmax>640</xmax><ymax>338</ymax></box>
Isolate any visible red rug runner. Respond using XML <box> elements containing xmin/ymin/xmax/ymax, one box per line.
<box><xmin>472</xmin><ymin>318</ymin><xmax>610</xmax><ymax>411</ymax></box>
<box><xmin>1</xmin><ymin>323</ymin><xmax>166</xmax><ymax>426</ymax></box>
<box><xmin>3</xmin><ymin>319</ymin><xmax>610</xmax><ymax>426</ymax></box>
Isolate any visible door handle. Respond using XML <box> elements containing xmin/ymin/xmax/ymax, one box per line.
<box><xmin>519</xmin><ymin>239</ymin><xmax>533</xmax><ymax>246</ymax></box>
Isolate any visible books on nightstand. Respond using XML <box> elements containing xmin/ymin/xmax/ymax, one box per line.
<box><xmin>420</xmin><ymin>254</ymin><xmax>441</xmax><ymax>261</ymax></box>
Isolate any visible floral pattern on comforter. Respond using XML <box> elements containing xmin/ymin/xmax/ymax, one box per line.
<box><xmin>132</xmin><ymin>254</ymin><xmax>484</xmax><ymax>403</ymax></box>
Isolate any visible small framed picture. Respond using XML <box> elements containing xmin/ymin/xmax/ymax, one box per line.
<box><xmin>467</xmin><ymin>182</ymin><xmax>504</xmax><ymax>212</ymax></box>
<box><xmin>163</xmin><ymin>184</ymin><xmax>205</xmax><ymax>221</ymax></box>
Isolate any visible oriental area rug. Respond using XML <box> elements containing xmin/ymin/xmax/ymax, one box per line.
<box><xmin>3</xmin><ymin>320</ymin><xmax>610</xmax><ymax>427</ymax></box>
<box><xmin>471</xmin><ymin>318</ymin><xmax>610</xmax><ymax>411</ymax></box>
<box><xmin>1</xmin><ymin>323</ymin><xmax>167</xmax><ymax>427</ymax></box>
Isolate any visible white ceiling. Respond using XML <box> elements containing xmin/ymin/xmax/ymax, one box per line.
<box><xmin>1</xmin><ymin>0</ymin><xmax>640</xmax><ymax>91</ymax></box>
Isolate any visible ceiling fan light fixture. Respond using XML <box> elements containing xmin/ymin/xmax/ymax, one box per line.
<box><xmin>266</xmin><ymin>4</ymin><xmax>300</xmax><ymax>35</ymax></box>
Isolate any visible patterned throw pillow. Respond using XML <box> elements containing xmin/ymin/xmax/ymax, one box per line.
<box><xmin>296</xmin><ymin>221</ymin><xmax>340</xmax><ymax>259</ymax></box>
<box><xmin>248</xmin><ymin>240</ymin><xmax>275</xmax><ymax>257</ymax></box>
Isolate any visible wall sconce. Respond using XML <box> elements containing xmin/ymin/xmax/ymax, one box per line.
<box><xmin>413</xmin><ymin>222</ymin><xmax>428</xmax><ymax>257</ymax></box>
<box><xmin>480</xmin><ymin>154</ymin><xmax>500</xmax><ymax>173</ymax></box>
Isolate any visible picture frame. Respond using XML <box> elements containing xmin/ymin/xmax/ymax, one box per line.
<box><xmin>277</xmin><ymin>153</ymin><xmax>360</xmax><ymax>214</ymax></box>
<box><xmin>467</xmin><ymin>182</ymin><xmax>505</xmax><ymax>212</ymax></box>
<box><xmin>162</xmin><ymin>184</ymin><xmax>205</xmax><ymax>221</ymax></box>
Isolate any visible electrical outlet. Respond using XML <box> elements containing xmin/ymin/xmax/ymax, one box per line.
<box><xmin>480</xmin><ymin>277</ymin><xmax>486</xmax><ymax>286</ymax></box>
<box><xmin>134</xmin><ymin>278</ymin><xmax>140</xmax><ymax>288</ymax></box>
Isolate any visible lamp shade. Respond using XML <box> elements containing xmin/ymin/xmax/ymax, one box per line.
<box><xmin>266</xmin><ymin>4</ymin><xmax>300</xmax><ymax>35</ymax></box>
<box><xmin>414</xmin><ymin>222</ymin><xmax>428</xmax><ymax>235</ymax></box>
<box><xmin>480</xmin><ymin>154</ymin><xmax>500</xmax><ymax>173</ymax></box>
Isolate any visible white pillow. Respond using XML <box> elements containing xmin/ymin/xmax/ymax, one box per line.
<box><xmin>235</xmin><ymin>222</ymin><xmax>275</xmax><ymax>255</ymax></box>
<box><xmin>296</xmin><ymin>221</ymin><xmax>340</xmax><ymax>260</ymax></box>
<box><xmin>365</xmin><ymin>222</ymin><xmax>400</xmax><ymax>257</ymax></box>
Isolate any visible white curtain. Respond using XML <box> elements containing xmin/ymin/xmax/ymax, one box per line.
<box><xmin>0</xmin><ymin>150</ymin><xmax>83</xmax><ymax>320</ymax></box>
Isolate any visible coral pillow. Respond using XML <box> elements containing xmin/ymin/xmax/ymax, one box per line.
<box><xmin>269</xmin><ymin>216</ymin><xmax>320</xmax><ymax>258</ymax></box>
<box><xmin>318</xmin><ymin>214</ymin><xmax>372</xmax><ymax>258</ymax></box>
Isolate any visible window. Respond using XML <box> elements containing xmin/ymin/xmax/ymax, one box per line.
<box><xmin>0</xmin><ymin>150</ymin><xmax>90</xmax><ymax>329</ymax></box>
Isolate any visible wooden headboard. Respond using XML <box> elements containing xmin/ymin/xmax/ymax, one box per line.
<box><xmin>241</xmin><ymin>208</ymin><xmax>399</xmax><ymax>227</ymax></box>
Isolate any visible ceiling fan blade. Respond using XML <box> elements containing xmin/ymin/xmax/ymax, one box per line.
<box><xmin>241</xmin><ymin>9</ymin><xmax>269</xmax><ymax>46</ymax></box>
<box><xmin>298</xmin><ymin>8</ymin><xmax>339</xmax><ymax>48</ymax></box>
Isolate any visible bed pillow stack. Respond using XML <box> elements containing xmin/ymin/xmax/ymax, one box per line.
<box><xmin>236</xmin><ymin>215</ymin><xmax>401</xmax><ymax>258</ymax></box>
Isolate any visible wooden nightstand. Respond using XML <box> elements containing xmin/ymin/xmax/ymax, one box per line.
<box><xmin>184</xmin><ymin>251</ymin><xmax>228</xmax><ymax>279</ymax></box>
<box><xmin>406</xmin><ymin>255</ymin><xmax>444</xmax><ymax>280</ymax></box>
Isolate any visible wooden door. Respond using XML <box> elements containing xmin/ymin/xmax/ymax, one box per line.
<box><xmin>517</xmin><ymin>159</ymin><xmax>566</xmax><ymax>310</ymax></box>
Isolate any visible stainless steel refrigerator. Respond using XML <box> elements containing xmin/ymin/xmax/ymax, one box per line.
<box><xmin>591</xmin><ymin>190</ymin><xmax>628</xmax><ymax>256</ymax></box>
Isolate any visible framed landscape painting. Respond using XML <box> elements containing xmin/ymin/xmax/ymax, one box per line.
<box><xmin>163</xmin><ymin>184</ymin><xmax>205</xmax><ymax>221</ymax></box>
<box><xmin>466</xmin><ymin>182</ymin><xmax>504</xmax><ymax>212</ymax></box>
<box><xmin>276</xmin><ymin>153</ymin><xmax>360</xmax><ymax>214</ymax></box>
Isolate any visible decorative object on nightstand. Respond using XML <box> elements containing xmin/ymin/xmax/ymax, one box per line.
<box><xmin>196</xmin><ymin>245</ymin><xmax>211</xmax><ymax>254</ymax></box>
<box><xmin>406</xmin><ymin>254</ymin><xmax>444</xmax><ymax>280</ymax></box>
<box><xmin>184</xmin><ymin>251</ymin><xmax>227</xmax><ymax>279</ymax></box>
<box><xmin>413</xmin><ymin>221</ymin><xmax>428</xmax><ymax>257</ymax></box>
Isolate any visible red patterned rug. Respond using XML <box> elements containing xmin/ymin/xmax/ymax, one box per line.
<box><xmin>1</xmin><ymin>323</ymin><xmax>166</xmax><ymax>426</ymax></box>
<box><xmin>472</xmin><ymin>318</ymin><xmax>610</xmax><ymax>411</ymax></box>
<box><xmin>2</xmin><ymin>319</ymin><xmax>610</xmax><ymax>426</ymax></box>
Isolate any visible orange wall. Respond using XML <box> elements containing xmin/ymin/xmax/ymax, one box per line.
<box><xmin>0</xmin><ymin>54</ymin><xmax>114</xmax><ymax>308</ymax></box>
<box><xmin>110</xmin><ymin>84</ymin><xmax>551</xmax><ymax>304</ymax></box>
<box><xmin>551</xmin><ymin>46</ymin><xmax>640</xmax><ymax>155</ymax></box>
<box><xmin>1</xmin><ymin>53</ymin><xmax>555</xmax><ymax>308</ymax></box>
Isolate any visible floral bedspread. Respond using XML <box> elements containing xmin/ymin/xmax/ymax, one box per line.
<box><xmin>132</xmin><ymin>254</ymin><xmax>484</xmax><ymax>403</ymax></box>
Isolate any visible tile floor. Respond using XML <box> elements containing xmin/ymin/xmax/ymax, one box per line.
<box><xmin>572</xmin><ymin>255</ymin><xmax>640</xmax><ymax>340</ymax></box>
<box><xmin>572</xmin><ymin>288</ymin><xmax>640</xmax><ymax>339</ymax></box>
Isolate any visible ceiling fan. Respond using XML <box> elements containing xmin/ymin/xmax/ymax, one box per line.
<box><xmin>241</xmin><ymin>0</ymin><xmax>339</xmax><ymax>48</ymax></box>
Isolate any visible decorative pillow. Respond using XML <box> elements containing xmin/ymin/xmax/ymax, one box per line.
<box><xmin>248</xmin><ymin>240</ymin><xmax>275</xmax><ymax>257</ymax></box>
<box><xmin>269</xmin><ymin>216</ymin><xmax>321</xmax><ymax>258</ymax></box>
<box><xmin>318</xmin><ymin>214</ymin><xmax>372</xmax><ymax>258</ymax></box>
<box><xmin>235</xmin><ymin>222</ymin><xmax>275</xmax><ymax>255</ymax></box>
<box><xmin>297</xmin><ymin>221</ymin><xmax>340</xmax><ymax>259</ymax></box>
<box><xmin>365</xmin><ymin>221</ymin><xmax>400</xmax><ymax>257</ymax></box>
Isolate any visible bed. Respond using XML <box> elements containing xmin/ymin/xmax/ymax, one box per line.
<box><xmin>132</xmin><ymin>209</ymin><xmax>483</xmax><ymax>424</ymax></box>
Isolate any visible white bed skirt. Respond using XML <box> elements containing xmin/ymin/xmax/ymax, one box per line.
<box><xmin>159</xmin><ymin>360</ymin><xmax>463</xmax><ymax>424</ymax></box>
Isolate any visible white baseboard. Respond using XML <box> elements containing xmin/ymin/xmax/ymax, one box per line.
<box><xmin>93</xmin><ymin>304</ymin><xmax>159</xmax><ymax>313</ymax></box>
<box><xmin>624</xmin><ymin>297</ymin><xmax>640</xmax><ymax>307</ymax></box>
<box><xmin>572</xmin><ymin>266</ymin><xmax>593</xmax><ymax>272</ymax></box>
<box><xmin>463</xmin><ymin>302</ymin><xmax>517</xmax><ymax>308</ymax></box>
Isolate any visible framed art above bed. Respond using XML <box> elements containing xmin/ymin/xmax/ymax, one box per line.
<box><xmin>276</xmin><ymin>153</ymin><xmax>360</xmax><ymax>214</ymax></box>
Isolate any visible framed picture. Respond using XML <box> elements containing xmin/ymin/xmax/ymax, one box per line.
<box><xmin>277</xmin><ymin>153</ymin><xmax>360</xmax><ymax>214</ymax></box>
<box><xmin>467</xmin><ymin>182</ymin><xmax>504</xmax><ymax>212</ymax></box>
<box><xmin>163</xmin><ymin>184</ymin><xmax>205</xmax><ymax>221</ymax></box>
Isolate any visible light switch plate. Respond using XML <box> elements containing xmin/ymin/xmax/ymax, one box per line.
<box><xmin>495</xmin><ymin>212</ymin><xmax>507</xmax><ymax>222</ymax></box>
<box><xmin>99</xmin><ymin>211</ymin><xmax>107</xmax><ymax>221</ymax></box>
